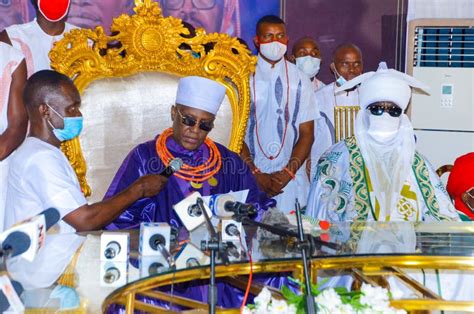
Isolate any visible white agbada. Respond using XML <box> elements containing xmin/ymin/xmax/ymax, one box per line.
<box><xmin>308</xmin><ymin>64</ymin><xmax>468</xmax><ymax>301</ymax></box>
<box><xmin>246</xmin><ymin>55</ymin><xmax>318</xmax><ymax>212</ymax></box>
<box><xmin>0</xmin><ymin>43</ymin><xmax>24</xmax><ymax>232</ymax></box>
<box><xmin>307</xmin><ymin>63</ymin><xmax>459</xmax><ymax>222</ymax></box>
<box><xmin>309</xmin><ymin>82</ymin><xmax>359</xmax><ymax>179</ymax></box>
<box><xmin>6</xmin><ymin>18</ymin><xmax>77</xmax><ymax>77</ymax></box>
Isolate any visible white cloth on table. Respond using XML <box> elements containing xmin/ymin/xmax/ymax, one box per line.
<box><xmin>6</xmin><ymin>18</ymin><xmax>77</xmax><ymax>77</ymax></box>
<box><xmin>245</xmin><ymin>54</ymin><xmax>318</xmax><ymax>212</ymax></box>
<box><xmin>0</xmin><ymin>43</ymin><xmax>24</xmax><ymax>232</ymax></box>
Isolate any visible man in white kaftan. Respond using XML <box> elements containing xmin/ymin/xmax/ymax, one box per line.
<box><xmin>307</xmin><ymin>62</ymin><xmax>468</xmax><ymax>303</ymax></box>
<box><xmin>242</xmin><ymin>15</ymin><xmax>317</xmax><ymax>212</ymax></box>
<box><xmin>309</xmin><ymin>44</ymin><xmax>363</xmax><ymax>179</ymax></box>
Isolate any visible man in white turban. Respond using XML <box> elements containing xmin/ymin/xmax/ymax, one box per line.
<box><xmin>306</xmin><ymin>62</ymin><xmax>460</xmax><ymax>222</ymax></box>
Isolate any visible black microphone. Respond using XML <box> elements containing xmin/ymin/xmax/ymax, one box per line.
<box><xmin>1</xmin><ymin>231</ymin><xmax>31</xmax><ymax>258</ymax></box>
<box><xmin>0</xmin><ymin>280</ymin><xmax>23</xmax><ymax>312</ymax></box>
<box><xmin>160</xmin><ymin>158</ymin><xmax>183</xmax><ymax>178</ymax></box>
<box><xmin>40</xmin><ymin>208</ymin><xmax>61</xmax><ymax>230</ymax></box>
<box><xmin>224</xmin><ymin>201</ymin><xmax>257</xmax><ymax>217</ymax></box>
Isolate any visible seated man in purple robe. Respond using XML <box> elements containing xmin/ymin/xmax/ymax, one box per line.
<box><xmin>104</xmin><ymin>76</ymin><xmax>274</xmax><ymax>230</ymax></box>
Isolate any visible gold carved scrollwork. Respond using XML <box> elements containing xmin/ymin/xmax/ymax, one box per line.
<box><xmin>49</xmin><ymin>0</ymin><xmax>256</xmax><ymax>197</ymax></box>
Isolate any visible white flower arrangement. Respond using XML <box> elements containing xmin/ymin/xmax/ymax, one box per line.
<box><xmin>244</xmin><ymin>281</ymin><xmax>406</xmax><ymax>314</ymax></box>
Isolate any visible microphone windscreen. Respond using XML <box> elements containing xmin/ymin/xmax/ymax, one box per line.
<box><xmin>214</xmin><ymin>194</ymin><xmax>236</xmax><ymax>218</ymax></box>
<box><xmin>0</xmin><ymin>290</ymin><xmax>8</xmax><ymax>312</ymax></box>
<box><xmin>169</xmin><ymin>158</ymin><xmax>183</xmax><ymax>172</ymax></box>
<box><xmin>39</xmin><ymin>208</ymin><xmax>60</xmax><ymax>230</ymax></box>
<box><xmin>3</xmin><ymin>231</ymin><xmax>31</xmax><ymax>257</ymax></box>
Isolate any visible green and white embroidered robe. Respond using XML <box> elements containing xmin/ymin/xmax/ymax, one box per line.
<box><xmin>306</xmin><ymin>136</ymin><xmax>460</xmax><ymax>222</ymax></box>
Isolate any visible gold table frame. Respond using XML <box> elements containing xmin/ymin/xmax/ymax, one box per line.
<box><xmin>102</xmin><ymin>255</ymin><xmax>474</xmax><ymax>313</ymax></box>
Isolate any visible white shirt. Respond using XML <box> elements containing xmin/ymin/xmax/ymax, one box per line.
<box><xmin>311</xmin><ymin>78</ymin><xmax>326</xmax><ymax>91</ymax></box>
<box><xmin>309</xmin><ymin>82</ymin><xmax>359</xmax><ymax>179</ymax></box>
<box><xmin>245</xmin><ymin>55</ymin><xmax>318</xmax><ymax>212</ymax></box>
<box><xmin>5</xmin><ymin>137</ymin><xmax>87</xmax><ymax>233</ymax></box>
<box><xmin>0</xmin><ymin>43</ymin><xmax>24</xmax><ymax>231</ymax></box>
<box><xmin>6</xmin><ymin>19</ymin><xmax>78</xmax><ymax>77</ymax></box>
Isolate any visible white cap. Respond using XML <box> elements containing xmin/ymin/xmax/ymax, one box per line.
<box><xmin>336</xmin><ymin>62</ymin><xmax>430</xmax><ymax>110</ymax></box>
<box><xmin>175</xmin><ymin>76</ymin><xmax>226</xmax><ymax>115</ymax></box>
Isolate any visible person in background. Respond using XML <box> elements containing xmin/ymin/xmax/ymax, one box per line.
<box><xmin>0</xmin><ymin>43</ymin><xmax>27</xmax><ymax>230</ymax></box>
<box><xmin>289</xmin><ymin>36</ymin><xmax>325</xmax><ymax>91</ymax></box>
<box><xmin>307</xmin><ymin>62</ymin><xmax>460</xmax><ymax>223</ymax></box>
<box><xmin>0</xmin><ymin>0</ymin><xmax>78</xmax><ymax>77</ymax></box>
<box><xmin>308</xmin><ymin>43</ymin><xmax>363</xmax><ymax>179</ymax></box>
<box><xmin>447</xmin><ymin>152</ymin><xmax>474</xmax><ymax>220</ymax></box>
<box><xmin>241</xmin><ymin>15</ymin><xmax>317</xmax><ymax>212</ymax></box>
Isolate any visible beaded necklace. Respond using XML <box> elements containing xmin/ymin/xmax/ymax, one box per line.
<box><xmin>156</xmin><ymin>128</ymin><xmax>222</xmax><ymax>184</ymax></box>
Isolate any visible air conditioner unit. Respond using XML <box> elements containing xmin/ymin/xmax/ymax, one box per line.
<box><xmin>407</xmin><ymin>19</ymin><xmax>474</xmax><ymax>173</ymax></box>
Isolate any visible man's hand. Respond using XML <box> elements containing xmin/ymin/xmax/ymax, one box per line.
<box><xmin>133</xmin><ymin>174</ymin><xmax>168</xmax><ymax>198</ymax></box>
<box><xmin>255</xmin><ymin>173</ymin><xmax>280</xmax><ymax>197</ymax></box>
<box><xmin>270</xmin><ymin>170</ymin><xmax>292</xmax><ymax>195</ymax></box>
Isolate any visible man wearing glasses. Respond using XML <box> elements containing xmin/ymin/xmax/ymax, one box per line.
<box><xmin>160</xmin><ymin>0</ymin><xmax>241</xmax><ymax>37</ymax></box>
<box><xmin>104</xmin><ymin>76</ymin><xmax>274</xmax><ymax>230</ymax></box>
<box><xmin>306</xmin><ymin>62</ymin><xmax>460</xmax><ymax>223</ymax></box>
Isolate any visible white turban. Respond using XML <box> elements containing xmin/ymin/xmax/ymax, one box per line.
<box><xmin>336</xmin><ymin>62</ymin><xmax>430</xmax><ymax>110</ymax></box>
<box><xmin>175</xmin><ymin>76</ymin><xmax>226</xmax><ymax>115</ymax></box>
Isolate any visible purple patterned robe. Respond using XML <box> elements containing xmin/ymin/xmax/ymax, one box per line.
<box><xmin>104</xmin><ymin>135</ymin><xmax>275</xmax><ymax>230</ymax></box>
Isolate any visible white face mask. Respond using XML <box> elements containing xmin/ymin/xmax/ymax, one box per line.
<box><xmin>295</xmin><ymin>56</ymin><xmax>321</xmax><ymax>78</ymax></box>
<box><xmin>367</xmin><ymin>113</ymin><xmax>401</xmax><ymax>142</ymax></box>
<box><xmin>259</xmin><ymin>41</ymin><xmax>287</xmax><ymax>62</ymax></box>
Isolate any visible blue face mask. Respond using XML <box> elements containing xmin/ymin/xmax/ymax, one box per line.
<box><xmin>46</xmin><ymin>104</ymin><xmax>83</xmax><ymax>142</ymax></box>
<box><xmin>49</xmin><ymin>285</ymin><xmax>80</xmax><ymax>310</ymax></box>
<box><xmin>333</xmin><ymin>67</ymin><xmax>347</xmax><ymax>86</ymax></box>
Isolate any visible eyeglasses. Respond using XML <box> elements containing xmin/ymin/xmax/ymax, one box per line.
<box><xmin>164</xmin><ymin>0</ymin><xmax>216</xmax><ymax>10</ymax></box>
<box><xmin>175</xmin><ymin>107</ymin><xmax>214</xmax><ymax>132</ymax></box>
<box><xmin>462</xmin><ymin>187</ymin><xmax>474</xmax><ymax>212</ymax></box>
<box><xmin>367</xmin><ymin>102</ymin><xmax>403</xmax><ymax>118</ymax></box>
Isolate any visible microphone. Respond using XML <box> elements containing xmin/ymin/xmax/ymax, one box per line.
<box><xmin>1</xmin><ymin>231</ymin><xmax>31</xmax><ymax>258</ymax></box>
<box><xmin>39</xmin><ymin>208</ymin><xmax>60</xmax><ymax>231</ymax></box>
<box><xmin>0</xmin><ymin>279</ymin><xmax>23</xmax><ymax>312</ymax></box>
<box><xmin>104</xmin><ymin>241</ymin><xmax>121</xmax><ymax>260</ymax></box>
<box><xmin>224</xmin><ymin>201</ymin><xmax>257</xmax><ymax>217</ymax></box>
<box><xmin>160</xmin><ymin>158</ymin><xmax>183</xmax><ymax>178</ymax></box>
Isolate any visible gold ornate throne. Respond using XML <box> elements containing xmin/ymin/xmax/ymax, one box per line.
<box><xmin>49</xmin><ymin>0</ymin><xmax>256</xmax><ymax>201</ymax></box>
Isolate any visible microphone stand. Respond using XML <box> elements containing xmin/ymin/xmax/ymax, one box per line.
<box><xmin>196</xmin><ymin>197</ymin><xmax>228</xmax><ymax>314</ymax></box>
<box><xmin>295</xmin><ymin>199</ymin><xmax>316</xmax><ymax>314</ymax></box>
